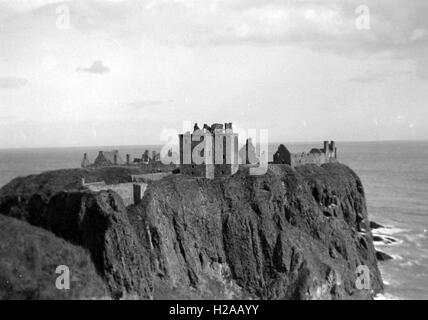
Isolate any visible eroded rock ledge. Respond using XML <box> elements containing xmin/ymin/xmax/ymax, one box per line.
<box><xmin>0</xmin><ymin>163</ymin><xmax>383</xmax><ymax>299</ymax></box>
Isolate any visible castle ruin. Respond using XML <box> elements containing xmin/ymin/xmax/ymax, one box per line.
<box><xmin>81</xmin><ymin>149</ymin><xmax>167</xmax><ymax>169</ymax></box>
<box><xmin>80</xmin><ymin>124</ymin><xmax>338</xmax><ymax>179</ymax></box>
<box><xmin>273</xmin><ymin>141</ymin><xmax>337</xmax><ymax>167</ymax></box>
<box><xmin>179</xmin><ymin>122</ymin><xmax>239</xmax><ymax>179</ymax></box>
<box><xmin>93</xmin><ymin>150</ymin><xmax>124</xmax><ymax>166</ymax></box>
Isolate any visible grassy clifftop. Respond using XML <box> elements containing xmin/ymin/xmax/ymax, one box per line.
<box><xmin>0</xmin><ymin>166</ymin><xmax>150</xmax><ymax>199</ymax></box>
<box><xmin>0</xmin><ymin>166</ymin><xmax>159</xmax><ymax>222</ymax></box>
<box><xmin>0</xmin><ymin>214</ymin><xmax>108</xmax><ymax>299</ymax></box>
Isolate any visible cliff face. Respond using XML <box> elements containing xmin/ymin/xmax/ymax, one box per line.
<box><xmin>44</xmin><ymin>191</ymin><xmax>154</xmax><ymax>299</ymax></box>
<box><xmin>0</xmin><ymin>163</ymin><xmax>383</xmax><ymax>299</ymax></box>
<box><xmin>136</xmin><ymin>163</ymin><xmax>382</xmax><ymax>299</ymax></box>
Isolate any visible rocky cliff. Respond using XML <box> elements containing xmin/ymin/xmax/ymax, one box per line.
<box><xmin>0</xmin><ymin>163</ymin><xmax>383</xmax><ymax>299</ymax></box>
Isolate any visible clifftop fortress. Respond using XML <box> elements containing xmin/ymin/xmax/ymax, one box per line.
<box><xmin>80</xmin><ymin>122</ymin><xmax>338</xmax><ymax>179</ymax></box>
<box><xmin>179</xmin><ymin>122</ymin><xmax>239</xmax><ymax>179</ymax></box>
<box><xmin>273</xmin><ymin>141</ymin><xmax>337</xmax><ymax>166</ymax></box>
<box><xmin>178</xmin><ymin>122</ymin><xmax>338</xmax><ymax>178</ymax></box>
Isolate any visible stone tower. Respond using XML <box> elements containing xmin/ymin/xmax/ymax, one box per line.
<box><xmin>179</xmin><ymin>122</ymin><xmax>239</xmax><ymax>179</ymax></box>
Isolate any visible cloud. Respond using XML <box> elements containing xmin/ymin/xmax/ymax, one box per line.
<box><xmin>127</xmin><ymin>99</ymin><xmax>173</xmax><ymax>110</ymax></box>
<box><xmin>410</xmin><ymin>28</ymin><xmax>427</xmax><ymax>42</ymax></box>
<box><xmin>76</xmin><ymin>60</ymin><xmax>110</xmax><ymax>74</ymax></box>
<box><xmin>416</xmin><ymin>59</ymin><xmax>428</xmax><ymax>80</ymax></box>
<box><xmin>350</xmin><ymin>70</ymin><xmax>413</xmax><ymax>83</ymax></box>
<box><xmin>0</xmin><ymin>0</ymin><xmax>64</xmax><ymax>13</ymax></box>
<box><xmin>0</xmin><ymin>77</ymin><xmax>28</xmax><ymax>88</ymax></box>
<box><xmin>0</xmin><ymin>116</ymin><xmax>18</xmax><ymax>124</ymax></box>
<box><xmin>21</xmin><ymin>0</ymin><xmax>428</xmax><ymax>58</ymax></box>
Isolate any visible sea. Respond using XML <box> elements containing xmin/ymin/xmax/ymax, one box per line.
<box><xmin>0</xmin><ymin>141</ymin><xmax>427</xmax><ymax>300</ymax></box>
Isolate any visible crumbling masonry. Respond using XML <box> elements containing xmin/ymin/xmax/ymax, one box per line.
<box><xmin>273</xmin><ymin>141</ymin><xmax>337</xmax><ymax>167</ymax></box>
<box><xmin>179</xmin><ymin>122</ymin><xmax>239</xmax><ymax>179</ymax></box>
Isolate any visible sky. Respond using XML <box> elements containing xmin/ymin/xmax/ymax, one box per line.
<box><xmin>0</xmin><ymin>0</ymin><xmax>428</xmax><ymax>148</ymax></box>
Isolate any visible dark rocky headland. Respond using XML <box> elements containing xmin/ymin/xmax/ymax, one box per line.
<box><xmin>0</xmin><ymin>163</ymin><xmax>384</xmax><ymax>299</ymax></box>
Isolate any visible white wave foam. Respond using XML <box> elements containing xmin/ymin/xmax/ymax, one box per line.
<box><xmin>374</xmin><ymin>293</ymin><xmax>401</xmax><ymax>300</ymax></box>
<box><xmin>372</xmin><ymin>234</ymin><xmax>403</xmax><ymax>247</ymax></box>
<box><xmin>403</xmin><ymin>233</ymin><xmax>428</xmax><ymax>249</ymax></box>
<box><xmin>390</xmin><ymin>254</ymin><xmax>403</xmax><ymax>261</ymax></box>
<box><xmin>373</xmin><ymin>226</ymin><xmax>407</xmax><ymax>236</ymax></box>
<box><xmin>399</xmin><ymin>259</ymin><xmax>421</xmax><ymax>267</ymax></box>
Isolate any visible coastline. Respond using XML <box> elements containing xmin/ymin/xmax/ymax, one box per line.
<box><xmin>1</xmin><ymin>141</ymin><xmax>428</xmax><ymax>299</ymax></box>
<box><xmin>0</xmin><ymin>162</ymin><xmax>384</xmax><ymax>299</ymax></box>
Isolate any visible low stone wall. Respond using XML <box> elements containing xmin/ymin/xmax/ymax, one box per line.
<box><xmin>131</xmin><ymin>172</ymin><xmax>172</xmax><ymax>182</ymax></box>
<box><xmin>291</xmin><ymin>152</ymin><xmax>328</xmax><ymax>166</ymax></box>
<box><xmin>86</xmin><ymin>182</ymin><xmax>147</xmax><ymax>206</ymax></box>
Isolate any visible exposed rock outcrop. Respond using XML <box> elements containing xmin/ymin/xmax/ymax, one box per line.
<box><xmin>375</xmin><ymin>251</ymin><xmax>393</xmax><ymax>262</ymax></box>
<box><xmin>0</xmin><ymin>163</ymin><xmax>383</xmax><ymax>299</ymax></box>
<box><xmin>26</xmin><ymin>190</ymin><xmax>153</xmax><ymax>299</ymax></box>
<box><xmin>370</xmin><ymin>221</ymin><xmax>384</xmax><ymax>230</ymax></box>
<box><xmin>135</xmin><ymin>163</ymin><xmax>382</xmax><ymax>299</ymax></box>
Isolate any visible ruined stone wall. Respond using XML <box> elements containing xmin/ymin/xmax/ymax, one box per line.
<box><xmin>213</xmin><ymin>134</ymin><xmax>238</xmax><ymax>165</ymax></box>
<box><xmin>94</xmin><ymin>154</ymin><xmax>110</xmax><ymax>167</ymax></box>
<box><xmin>291</xmin><ymin>152</ymin><xmax>328</xmax><ymax>167</ymax></box>
<box><xmin>131</xmin><ymin>172</ymin><xmax>172</xmax><ymax>183</ymax></box>
<box><xmin>85</xmin><ymin>182</ymin><xmax>147</xmax><ymax>207</ymax></box>
<box><xmin>179</xmin><ymin>131</ymin><xmax>238</xmax><ymax>178</ymax></box>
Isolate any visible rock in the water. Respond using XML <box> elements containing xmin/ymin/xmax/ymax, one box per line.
<box><xmin>372</xmin><ymin>236</ymin><xmax>384</xmax><ymax>244</ymax></box>
<box><xmin>370</xmin><ymin>221</ymin><xmax>384</xmax><ymax>230</ymax></box>
<box><xmin>372</xmin><ymin>235</ymin><xmax>398</xmax><ymax>246</ymax></box>
<box><xmin>376</xmin><ymin>251</ymin><xmax>393</xmax><ymax>261</ymax></box>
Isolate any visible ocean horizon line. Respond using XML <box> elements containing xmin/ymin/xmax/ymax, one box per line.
<box><xmin>0</xmin><ymin>139</ymin><xmax>428</xmax><ymax>151</ymax></box>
